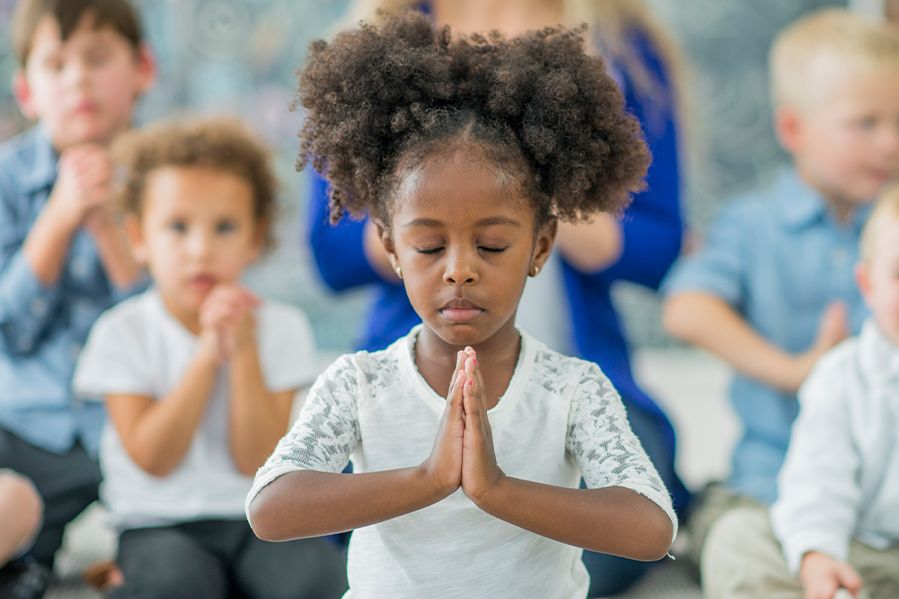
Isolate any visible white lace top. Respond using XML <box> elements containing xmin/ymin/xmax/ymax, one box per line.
<box><xmin>247</xmin><ymin>326</ymin><xmax>676</xmax><ymax>599</ymax></box>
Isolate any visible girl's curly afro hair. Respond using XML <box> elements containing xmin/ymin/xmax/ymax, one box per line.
<box><xmin>297</xmin><ymin>10</ymin><xmax>650</xmax><ymax>227</ymax></box>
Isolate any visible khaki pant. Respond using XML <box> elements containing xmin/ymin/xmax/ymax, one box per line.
<box><xmin>683</xmin><ymin>482</ymin><xmax>763</xmax><ymax>572</ymax></box>
<box><xmin>702</xmin><ymin>504</ymin><xmax>899</xmax><ymax>599</ymax></box>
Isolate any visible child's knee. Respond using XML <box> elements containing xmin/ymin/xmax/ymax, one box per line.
<box><xmin>701</xmin><ymin>506</ymin><xmax>793</xmax><ymax>598</ymax></box>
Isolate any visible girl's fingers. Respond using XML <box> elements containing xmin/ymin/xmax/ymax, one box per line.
<box><xmin>447</xmin><ymin>350</ymin><xmax>465</xmax><ymax>403</ymax></box>
<box><xmin>462</xmin><ymin>367</ymin><xmax>482</xmax><ymax>424</ymax></box>
<box><xmin>452</xmin><ymin>370</ymin><xmax>466</xmax><ymax>417</ymax></box>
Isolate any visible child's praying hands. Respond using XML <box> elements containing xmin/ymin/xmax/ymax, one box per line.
<box><xmin>420</xmin><ymin>350</ymin><xmax>466</xmax><ymax>498</ymax></box>
<box><xmin>199</xmin><ymin>284</ymin><xmax>260</xmax><ymax>361</ymax></box>
<box><xmin>460</xmin><ymin>348</ymin><xmax>504</xmax><ymax>504</ymax></box>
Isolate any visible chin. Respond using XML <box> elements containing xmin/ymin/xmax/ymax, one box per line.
<box><xmin>430</xmin><ymin>323</ymin><xmax>489</xmax><ymax>348</ymax></box>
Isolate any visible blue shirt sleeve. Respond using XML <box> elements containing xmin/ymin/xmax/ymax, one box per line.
<box><xmin>0</xmin><ymin>170</ymin><xmax>63</xmax><ymax>355</ymax></box>
<box><xmin>305</xmin><ymin>170</ymin><xmax>383</xmax><ymax>291</ymax></box>
<box><xmin>662</xmin><ymin>200</ymin><xmax>752</xmax><ymax>308</ymax></box>
<box><xmin>587</xmin><ymin>31</ymin><xmax>683</xmax><ymax>290</ymax></box>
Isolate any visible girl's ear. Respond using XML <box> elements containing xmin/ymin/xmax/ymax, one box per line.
<box><xmin>12</xmin><ymin>71</ymin><xmax>37</xmax><ymax>120</ymax></box>
<box><xmin>124</xmin><ymin>213</ymin><xmax>148</xmax><ymax>265</ymax></box>
<box><xmin>374</xmin><ymin>217</ymin><xmax>400</xmax><ymax>269</ymax></box>
<box><xmin>530</xmin><ymin>218</ymin><xmax>558</xmax><ymax>276</ymax></box>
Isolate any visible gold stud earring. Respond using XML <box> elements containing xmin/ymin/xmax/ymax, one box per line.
<box><xmin>395</xmin><ymin>266</ymin><xmax>403</xmax><ymax>279</ymax></box>
<box><xmin>531</xmin><ymin>264</ymin><xmax>540</xmax><ymax>277</ymax></box>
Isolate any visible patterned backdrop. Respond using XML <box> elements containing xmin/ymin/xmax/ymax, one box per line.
<box><xmin>0</xmin><ymin>0</ymin><xmax>847</xmax><ymax>350</ymax></box>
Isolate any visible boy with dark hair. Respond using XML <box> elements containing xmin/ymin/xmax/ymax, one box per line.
<box><xmin>0</xmin><ymin>0</ymin><xmax>154</xmax><ymax>590</ymax></box>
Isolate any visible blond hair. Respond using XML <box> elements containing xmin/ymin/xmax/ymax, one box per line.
<box><xmin>770</xmin><ymin>9</ymin><xmax>899</xmax><ymax>109</ymax></box>
<box><xmin>860</xmin><ymin>185</ymin><xmax>899</xmax><ymax>262</ymax></box>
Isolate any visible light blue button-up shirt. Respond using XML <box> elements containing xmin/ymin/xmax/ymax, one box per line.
<box><xmin>0</xmin><ymin>127</ymin><xmax>143</xmax><ymax>456</ymax></box>
<box><xmin>663</xmin><ymin>168</ymin><xmax>871</xmax><ymax>505</ymax></box>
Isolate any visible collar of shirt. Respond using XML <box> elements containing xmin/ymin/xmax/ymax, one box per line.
<box><xmin>21</xmin><ymin>125</ymin><xmax>59</xmax><ymax>195</ymax></box>
<box><xmin>858</xmin><ymin>319</ymin><xmax>899</xmax><ymax>385</ymax></box>
<box><xmin>775</xmin><ymin>169</ymin><xmax>872</xmax><ymax>232</ymax></box>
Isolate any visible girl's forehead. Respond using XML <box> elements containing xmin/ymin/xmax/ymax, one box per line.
<box><xmin>392</xmin><ymin>152</ymin><xmax>534</xmax><ymax>226</ymax></box>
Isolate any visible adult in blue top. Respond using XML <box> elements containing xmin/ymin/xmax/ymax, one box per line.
<box><xmin>306</xmin><ymin>1</ymin><xmax>688</xmax><ymax>594</ymax></box>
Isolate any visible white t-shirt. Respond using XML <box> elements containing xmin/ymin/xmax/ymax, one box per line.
<box><xmin>73</xmin><ymin>289</ymin><xmax>317</xmax><ymax>530</ymax></box>
<box><xmin>247</xmin><ymin>326</ymin><xmax>676</xmax><ymax>599</ymax></box>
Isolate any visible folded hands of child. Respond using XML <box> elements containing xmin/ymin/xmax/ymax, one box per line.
<box><xmin>421</xmin><ymin>347</ymin><xmax>505</xmax><ymax>505</ymax></box>
<box><xmin>50</xmin><ymin>144</ymin><xmax>115</xmax><ymax>233</ymax></box>
<box><xmin>198</xmin><ymin>284</ymin><xmax>260</xmax><ymax>362</ymax></box>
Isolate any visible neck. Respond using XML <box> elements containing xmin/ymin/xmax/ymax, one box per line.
<box><xmin>431</xmin><ymin>0</ymin><xmax>564</xmax><ymax>36</ymax></box>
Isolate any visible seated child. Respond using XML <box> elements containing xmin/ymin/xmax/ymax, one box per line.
<box><xmin>662</xmin><ymin>8</ymin><xmax>899</xmax><ymax>583</ymax></box>
<box><xmin>0</xmin><ymin>0</ymin><xmax>152</xmax><ymax>575</ymax></box>
<box><xmin>707</xmin><ymin>187</ymin><xmax>899</xmax><ymax>598</ymax></box>
<box><xmin>247</xmin><ymin>12</ymin><xmax>677</xmax><ymax>598</ymax></box>
<box><xmin>73</xmin><ymin>118</ymin><xmax>347</xmax><ymax>599</ymax></box>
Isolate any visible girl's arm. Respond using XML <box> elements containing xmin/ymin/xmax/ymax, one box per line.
<box><xmin>105</xmin><ymin>338</ymin><xmax>219</xmax><ymax>477</ymax></box>
<box><xmin>250</xmin><ymin>467</ymin><xmax>449</xmax><ymax>541</ymax></box>
<box><xmin>249</xmin><ymin>350</ymin><xmax>469</xmax><ymax>541</ymax></box>
<box><xmin>227</xmin><ymin>336</ymin><xmax>295</xmax><ymax>476</ymax></box>
<box><xmin>459</xmin><ymin>352</ymin><xmax>675</xmax><ymax>561</ymax></box>
<box><xmin>474</xmin><ymin>479</ymin><xmax>672</xmax><ymax>561</ymax></box>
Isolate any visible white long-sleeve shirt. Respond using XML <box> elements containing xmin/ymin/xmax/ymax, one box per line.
<box><xmin>771</xmin><ymin>320</ymin><xmax>899</xmax><ymax>574</ymax></box>
<box><xmin>247</xmin><ymin>326</ymin><xmax>677</xmax><ymax>599</ymax></box>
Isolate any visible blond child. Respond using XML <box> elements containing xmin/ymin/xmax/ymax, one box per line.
<box><xmin>0</xmin><ymin>0</ymin><xmax>152</xmax><ymax>582</ymax></box>
<box><xmin>72</xmin><ymin>118</ymin><xmax>347</xmax><ymax>599</ymax></box>
<box><xmin>703</xmin><ymin>188</ymin><xmax>899</xmax><ymax>598</ymax></box>
<box><xmin>662</xmin><ymin>9</ymin><xmax>899</xmax><ymax>582</ymax></box>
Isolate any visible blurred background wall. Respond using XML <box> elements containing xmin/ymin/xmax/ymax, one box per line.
<box><xmin>0</xmin><ymin>0</ymin><xmax>847</xmax><ymax>352</ymax></box>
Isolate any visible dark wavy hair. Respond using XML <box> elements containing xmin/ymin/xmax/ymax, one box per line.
<box><xmin>297</xmin><ymin>11</ymin><xmax>650</xmax><ymax>228</ymax></box>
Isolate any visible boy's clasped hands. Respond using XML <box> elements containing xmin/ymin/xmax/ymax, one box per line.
<box><xmin>422</xmin><ymin>347</ymin><xmax>505</xmax><ymax>505</ymax></box>
<box><xmin>49</xmin><ymin>145</ymin><xmax>116</xmax><ymax>235</ymax></box>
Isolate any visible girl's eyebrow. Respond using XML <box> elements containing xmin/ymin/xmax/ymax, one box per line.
<box><xmin>403</xmin><ymin>216</ymin><xmax>522</xmax><ymax>229</ymax></box>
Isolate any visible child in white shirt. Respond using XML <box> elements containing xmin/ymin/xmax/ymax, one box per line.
<box><xmin>246</xmin><ymin>12</ymin><xmax>677</xmax><ymax>599</ymax></box>
<box><xmin>770</xmin><ymin>186</ymin><xmax>899</xmax><ymax>599</ymax></box>
<box><xmin>706</xmin><ymin>187</ymin><xmax>899</xmax><ymax>599</ymax></box>
<box><xmin>73</xmin><ymin>118</ymin><xmax>347</xmax><ymax>599</ymax></box>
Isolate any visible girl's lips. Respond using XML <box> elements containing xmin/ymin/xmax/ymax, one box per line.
<box><xmin>439</xmin><ymin>306</ymin><xmax>485</xmax><ymax>323</ymax></box>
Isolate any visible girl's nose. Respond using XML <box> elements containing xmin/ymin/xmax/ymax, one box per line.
<box><xmin>442</xmin><ymin>249</ymin><xmax>478</xmax><ymax>286</ymax></box>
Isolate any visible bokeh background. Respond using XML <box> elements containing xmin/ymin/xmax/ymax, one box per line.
<box><xmin>0</xmin><ymin>0</ymin><xmax>847</xmax><ymax>352</ymax></box>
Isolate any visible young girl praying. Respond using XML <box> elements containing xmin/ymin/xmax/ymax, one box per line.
<box><xmin>247</xmin><ymin>12</ymin><xmax>676</xmax><ymax>598</ymax></box>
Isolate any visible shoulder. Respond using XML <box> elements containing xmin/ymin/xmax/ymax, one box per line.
<box><xmin>90</xmin><ymin>291</ymin><xmax>156</xmax><ymax>336</ymax></box>
<box><xmin>799</xmin><ymin>336</ymin><xmax>861</xmax><ymax>410</ymax></box>
<box><xmin>528</xmin><ymin>336</ymin><xmax>614</xmax><ymax>398</ymax></box>
<box><xmin>0</xmin><ymin>128</ymin><xmax>41</xmax><ymax>164</ymax></box>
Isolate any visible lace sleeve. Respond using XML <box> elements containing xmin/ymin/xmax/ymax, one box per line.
<box><xmin>251</xmin><ymin>354</ymin><xmax>362</xmax><ymax>493</ymax></box>
<box><xmin>566</xmin><ymin>363</ymin><xmax>677</xmax><ymax>533</ymax></box>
